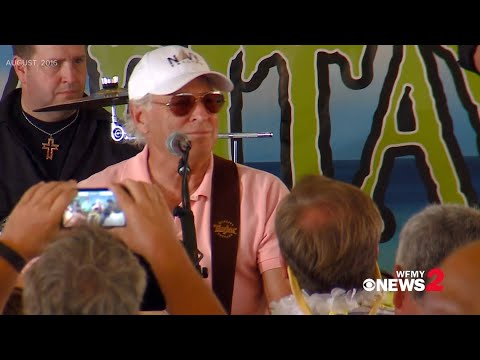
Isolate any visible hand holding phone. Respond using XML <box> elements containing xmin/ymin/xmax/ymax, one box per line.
<box><xmin>1</xmin><ymin>181</ymin><xmax>77</xmax><ymax>260</ymax></box>
<box><xmin>110</xmin><ymin>180</ymin><xmax>178</xmax><ymax>258</ymax></box>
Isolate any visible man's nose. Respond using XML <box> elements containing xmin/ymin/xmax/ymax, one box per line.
<box><xmin>189</xmin><ymin>98</ymin><xmax>210</xmax><ymax>121</ymax></box>
<box><xmin>60</xmin><ymin>62</ymin><xmax>77</xmax><ymax>83</ymax></box>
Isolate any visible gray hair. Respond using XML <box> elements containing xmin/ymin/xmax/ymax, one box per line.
<box><xmin>395</xmin><ymin>203</ymin><xmax>480</xmax><ymax>298</ymax></box>
<box><xmin>123</xmin><ymin>94</ymin><xmax>153</xmax><ymax>148</ymax></box>
<box><xmin>23</xmin><ymin>225</ymin><xmax>146</xmax><ymax>315</ymax></box>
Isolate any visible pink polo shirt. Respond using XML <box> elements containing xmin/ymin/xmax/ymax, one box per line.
<box><xmin>79</xmin><ymin>146</ymin><xmax>289</xmax><ymax>314</ymax></box>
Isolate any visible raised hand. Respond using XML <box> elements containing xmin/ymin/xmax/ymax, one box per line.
<box><xmin>0</xmin><ymin>180</ymin><xmax>77</xmax><ymax>260</ymax></box>
<box><xmin>110</xmin><ymin>179</ymin><xmax>178</xmax><ymax>259</ymax></box>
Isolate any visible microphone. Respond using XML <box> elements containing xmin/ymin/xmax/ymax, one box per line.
<box><xmin>166</xmin><ymin>132</ymin><xmax>191</xmax><ymax>156</ymax></box>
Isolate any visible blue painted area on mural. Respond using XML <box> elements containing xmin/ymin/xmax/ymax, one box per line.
<box><xmin>466</xmin><ymin>157</ymin><xmax>480</xmax><ymax>197</ymax></box>
<box><xmin>329</xmin><ymin>46</ymin><xmax>392</xmax><ymax>160</ymax></box>
<box><xmin>0</xmin><ymin>46</ymin><xmax>13</xmax><ymax>95</ymax></box>
<box><xmin>242</xmin><ymin>69</ymin><xmax>282</xmax><ymax>163</ymax></box>
<box><xmin>380</xmin><ymin>157</ymin><xmax>432</xmax><ymax>273</ymax></box>
<box><xmin>335</xmin><ymin>156</ymin><xmax>480</xmax><ymax>272</ymax></box>
<box><xmin>244</xmin><ymin>162</ymin><xmax>282</xmax><ymax>180</ymax></box>
<box><xmin>438</xmin><ymin>58</ymin><xmax>479</xmax><ymax>157</ymax></box>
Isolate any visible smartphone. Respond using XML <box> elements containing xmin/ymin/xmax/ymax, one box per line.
<box><xmin>62</xmin><ymin>188</ymin><xmax>126</xmax><ymax>228</ymax></box>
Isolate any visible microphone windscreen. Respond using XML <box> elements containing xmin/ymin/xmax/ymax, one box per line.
<box><xmin>166</xmin><ymin>132</ymin><xmax>190</xmax><ymax>156</ymax></box>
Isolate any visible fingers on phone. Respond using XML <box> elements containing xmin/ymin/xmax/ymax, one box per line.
<box><xmin>20</xmin><ymin>181</ymin><xmax>77</xmax><ymax>209</ymax></box>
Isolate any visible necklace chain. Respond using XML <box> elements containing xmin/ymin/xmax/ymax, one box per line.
<box><xmin>21</xmin><ymin>109</ymin><xmax>79</xmax><ymax>138</ymax></box>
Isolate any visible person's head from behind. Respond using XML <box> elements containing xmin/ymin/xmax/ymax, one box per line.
<box><xmin>125</xmin><ymin>45</ymin><xmax>233</xmax><ymax>163</ymax></box>
<box><xmin>394</xmin><ymin>204</ymin><xmax>480</xmax><ymax>314</ymax></box>
<box><xmin>12</xmin><ymin>45</ymin><xmax>87</xmax><ymax>115</ymax></box>
<box><xmin>420</xmin><ymin>240</ymin><xmax>480</xmax><ymax>315</ymax></box>
<box><xmin>22</xmin><ymin>225</ymin><xmax>146</xmax><ymax>315</ymax></box>
<box><xmin>275</xmin><ymin>175</ymin><xmax>383</xmax><ymax>294</ymax></box>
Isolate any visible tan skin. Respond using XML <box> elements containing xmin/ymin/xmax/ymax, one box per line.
<box><xmin>392</xmin><ymin>264</ymin><xmax>424</xmax><ymax>315</ymax></box>
<box><xmin>420</xmin><ymin>241</ymin><xmax>480</xmax><ymax>315</ymax></box>
<box><xmin>474</xmin><ymin>46</ymin><xmax>480</xmax><ymax>73</ymax></box>
<box><xmin>13</xmin><ymin>45</ymin><xmax>87</xmax><ymax>123</ymax></box>
<box><xmin>129</xmin><ymin>77</ymin><xmax>291</xmax><ymax>307</ymax></box>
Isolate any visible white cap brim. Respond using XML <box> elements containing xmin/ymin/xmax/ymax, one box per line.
<box><xmin>148</xmin><ymin>70</ymin><xmax>233</xmax><ymax>96</ymax></box>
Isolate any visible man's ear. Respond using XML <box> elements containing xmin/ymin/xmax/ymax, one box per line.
<box><xmin>392</xmin><ymin>264</ymin><xmax>401</xmax><ymax>279</ymax></box>
<box><xmin>129</xmin><ymin>102</ymin><xmax>148</xmax><ymax>135</ymax></box>
<box><xmin>392</xmin><ymin>264</ymin><xmax>404</xmax><ymax>309</ymax></box>
<box><xmin>12</xmin><ymin>56</ymin><xmax>27</xmax><ymax>84</ymax></box>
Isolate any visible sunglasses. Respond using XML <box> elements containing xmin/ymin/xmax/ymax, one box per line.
<box><xmin>153</xmin><ymin>91</ymin><xmax>225</xmax><ymax>117</ymax></box>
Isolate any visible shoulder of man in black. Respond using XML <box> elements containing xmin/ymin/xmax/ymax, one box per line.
<box><xmin>0</xmin><ymin>89</ymin><xmax>27</xmax><ymax>225</ymax></box>
<box><xmin>0</xmin><ymin>87</ymin><xmax>20</xmax><ymax>127</ymax></box>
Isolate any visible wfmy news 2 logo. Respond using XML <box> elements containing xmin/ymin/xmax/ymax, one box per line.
<box><xmin>363</xmin><ymin>269</ymin><xmax>444</xmax><ymax>292</ymax></box>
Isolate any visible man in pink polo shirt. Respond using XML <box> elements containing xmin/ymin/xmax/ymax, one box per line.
<box><xmin>79</xmin><ymin>45</ymin><xmax>291</xmax><ymax>314</ymax></box>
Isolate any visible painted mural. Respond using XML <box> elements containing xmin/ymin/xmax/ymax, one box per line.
<box><xmin>1</xmin><ymin>45</ymin><xmax>478</xmax><ymax>272</ymax></box>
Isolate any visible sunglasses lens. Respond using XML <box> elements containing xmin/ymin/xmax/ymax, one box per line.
<box><xmin>203</xmin><ymin>93</ymin><xmax>225</xmax><ymax>113</ymax></box>
<box><xmin>169</xmin><ymin>94</ymin><xmax>196</xmax><ymax>116</ymax></box>
<box><xmin>166</xmin><ymin>92</ymin><xmax>225</xmax><ymax>116</ymax></box>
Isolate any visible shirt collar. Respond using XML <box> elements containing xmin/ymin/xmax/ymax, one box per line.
<box><xmin>122</xmin><ymin>145</ymin><xmax>152</xmax><ymax>183</ymax></box>
<box><xmin>190</xmin><ymin>154</ymin><xmax>214</xmax><ymax>201</ymax></box>
<box><xmin>129</xmin><ymin>146</ymin><xmax>214</xmax><ymax>201</ymax></box>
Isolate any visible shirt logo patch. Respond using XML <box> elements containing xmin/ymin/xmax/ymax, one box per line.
<box><xmin>213</xmin><ymin>220</ymin><xmax>238</xmax><ymax>239</ymax></box>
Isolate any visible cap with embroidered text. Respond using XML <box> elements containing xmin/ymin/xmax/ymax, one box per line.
<box><xmin>128</xmin><ymin>45</ymin><xmax>234</xmax><ymax>100</ymax></box>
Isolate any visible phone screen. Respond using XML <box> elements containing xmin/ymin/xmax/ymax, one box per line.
<box><xmin>63</xmin><ymin>188</ymin><xmax>126</xmax><ymax>228</ymax></box>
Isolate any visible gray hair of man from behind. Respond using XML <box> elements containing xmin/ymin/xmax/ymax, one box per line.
<box><xmin>395</xmin><ymin>203</ymin><xmax>480</xmax><ymax>299</ymax></box>
<box><xmin>22</xmin><ymin>225</ymin><xmax>147</xmax><ymax>315</ymax></box>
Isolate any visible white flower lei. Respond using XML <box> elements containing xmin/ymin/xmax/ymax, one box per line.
<box><xmin>270</xmin><ymin>288</ymin><xmax>394</xmax><ymax>315</ymax></box>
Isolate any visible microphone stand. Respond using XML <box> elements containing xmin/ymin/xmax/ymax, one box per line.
<box><xmin>172</xmin><ymin>148</ymin><xmax>208</xmax><ymax>279</ymax></box>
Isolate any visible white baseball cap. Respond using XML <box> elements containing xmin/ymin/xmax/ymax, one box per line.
<box><xmin>128</xmin><ymin>45</ymin><xmax>234</xmax><ymax>100</ymax></box>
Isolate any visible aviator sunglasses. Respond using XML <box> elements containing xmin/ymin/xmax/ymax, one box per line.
<box><xmin>153</xmin><ymin>91</ymin><xmax>225</xmax><ymax>117</ymax></box>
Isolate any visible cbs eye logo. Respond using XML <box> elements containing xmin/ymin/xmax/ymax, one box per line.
<box><xmin>363</xmin><ymin>279</ymin><xmax>376</xmax><ymax>291</ymax></box>
<box><xmin>111</xmin><ymin>125</ymin><xmax>126</xmax><ymax>142</ymax></box>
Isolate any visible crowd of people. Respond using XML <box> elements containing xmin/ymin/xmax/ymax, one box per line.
<box><xmin>0</xmin><ymin>45</ymin><xmax>478</xmax><ymax>315</ymax></box>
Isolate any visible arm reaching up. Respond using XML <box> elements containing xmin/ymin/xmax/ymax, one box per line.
<box><xmin>0</xmin><ymin>181</ymin><xmax>77</xmax><ymax>312</ymax></box>
<box><xmin>111</xmin><ymin>179</ymin><xmax>226</xmax><ymax>315</ymax></box>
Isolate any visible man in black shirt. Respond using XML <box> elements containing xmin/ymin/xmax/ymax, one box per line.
<box><xmin>0</xmin><ymin>45</ymin><xmax>140</xmax><ymax>225</ymax></box>
<box><xmin>0</xmin><ymin>45</ymin><xmax>167</xmax><ymax>312</ymax></box>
